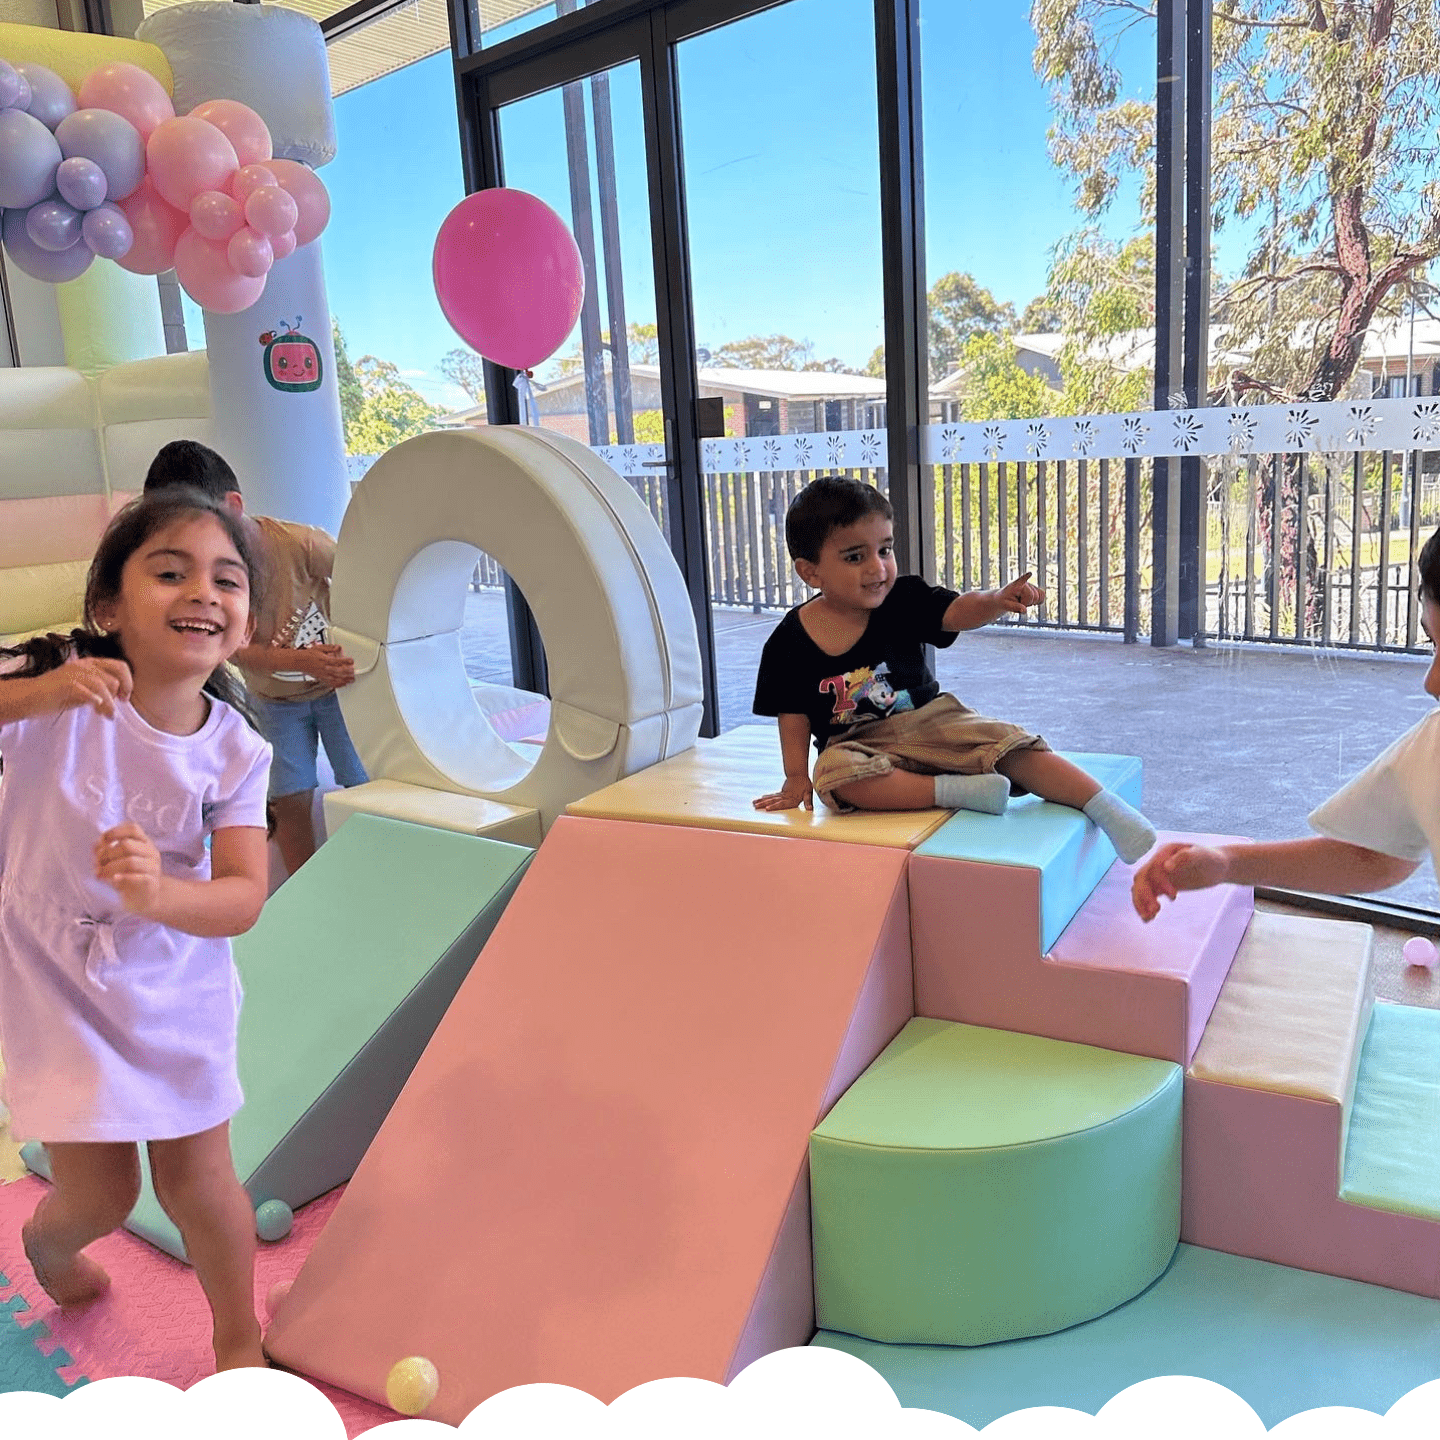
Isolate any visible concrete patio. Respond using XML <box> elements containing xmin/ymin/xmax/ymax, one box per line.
<box><xmin>460</xmin><ymin>590</ymin><xmax>1440</xmax><ymax>910</ymax></box>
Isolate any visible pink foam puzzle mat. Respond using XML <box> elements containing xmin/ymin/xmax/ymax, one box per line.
<box><xmin>0</xmin><ymin>1177</ymin><xmax>391</xmax><ymax>1434</ymax></box>
<box><xmin>911</xmin><ymin>830</ymin><xmax>1253</xmax><ymax>1065</ymax></box>
<box><xmin>264</xmin><ymin>815</ymin><xmax>915</xmax><ymax>1423</ymax></box>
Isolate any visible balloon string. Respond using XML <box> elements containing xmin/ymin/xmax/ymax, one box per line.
<box><xmin>513</xmin><ymin>370</ymin><xmax>539</xmax><ymax>425</ymax></box>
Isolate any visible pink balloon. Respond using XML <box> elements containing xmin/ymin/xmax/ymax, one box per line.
<box><xmin>269</xmin><ymin>227</ymin><xmax>297</xmax><ymax>261</ymax></box>
<box><xmin>146</xmin><ymin>116</ymin><xmax>239</xmax><ymax>213</ymax></box>
<box><xmin>266</xmin><ymin>157</ymin><xmax>330</xmax><ymax>247</ymax></box>
<box><xmin>174</xmin><ymin>227</ymin><xmax>266</xmax><ymax>314</ymax></box>
<box><xmin>77</xmin><ymin>62</ymin><xmax>173</xmax><ymax>141</ymax></box>
<box><xmin>230</xmin><ymin>163</ymin><xmax>277</xmax><ymax>204</ymax></box>
<box><xmin>113</xmin><ymin>176</ymin><xmax>186</xmax><ymax>274</ymax></box>
<box><xmin>227</xmin><ymin>225</ymin><xmax>273</xmax><ymax>278</ymax></box>
<box><xmin>189</xmin><ymin>98</ymin><xmax>271</xmax><ymax>168</ymax></box>
<box><xmin>432</xmin><ymin>188</ymin><xmax>584</xmax><ymax>371</ymax></box>
<box><xmin>244</xmin><ymin>184</ymin><xmax>297</xmax><ymax>239</ymax></box>
<box><xmin>189</xmin><ymin>188</ymin><xmax>244</xmax><ymax>242</ymax></box>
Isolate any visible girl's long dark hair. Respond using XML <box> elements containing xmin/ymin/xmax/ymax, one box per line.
<box><xmin>0</xmin><ymin>487</ymin><xmax>265</xmax><ymax>730</ymax></box>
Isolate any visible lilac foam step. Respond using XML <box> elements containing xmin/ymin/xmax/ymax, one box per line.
<box><xmin>912</xmin><ymin>831</ymin><xmax>1252</xmax><ymax>1066</ymax></box>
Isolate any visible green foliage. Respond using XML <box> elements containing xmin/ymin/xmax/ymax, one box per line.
<box><xmin>951</xmin><ymin>333</ymin><xmax>1057</xmax><ymax>422</ymax></box>
<box><xmin>709</xmin><ymin>333</ymin><xmax>854</xmax><ymax>372</ymax></box>
<box><xmin>554</xmin><ymin>321</ymin><xmax>664</xmax><ymax>377</ymax></box>
<box><xmin>332</xmin><ymin>320</ymin><xmax>363</xmax><ymax>452</ymax></box>
<box><xmin>347</xmin><ymin>355</ymin><xmax>444</xmax><ymax>456</ymax></box>
<box><xmin>1031</xmin><ymin>0</ymin><xmax>1440</xmax><ymax>400</ymax></box>
<box><xmin>927</xmin><ymin>272</ymin><xmax>1017</xmax><ymax>380</ymax></box>
<box><xmin>439</xmin><ymin>348</ymin><xmax>486</xmax><ymax>406</ymax></box>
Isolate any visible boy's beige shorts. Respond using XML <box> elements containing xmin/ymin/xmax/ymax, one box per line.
<box><xmin>811</xmin><ymin>693</ymin><xmax>1048</xmax><ymax>811</ymax></box>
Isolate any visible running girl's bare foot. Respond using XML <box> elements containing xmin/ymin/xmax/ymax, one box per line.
<box><xmin>22</xmin><ymin>1223</ymin><xmax>111</xmax><ymax>1307</ymax></box>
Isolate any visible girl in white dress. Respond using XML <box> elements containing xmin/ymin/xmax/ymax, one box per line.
<box><xmin>1132</xmin><ymin>527</ymin><xmax>1440</xmax><ymax>920</ymax></box>
<box><xmin>0</xmin><ymin>487</ymin><xmax>272</xmax><ymax>1371</ymax></box>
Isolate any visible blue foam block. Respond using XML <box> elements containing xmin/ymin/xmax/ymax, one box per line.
<box><xmin>914</xmin><ymin>752</ymin><xmax>1142</xmax><ymax>951</ymax></box>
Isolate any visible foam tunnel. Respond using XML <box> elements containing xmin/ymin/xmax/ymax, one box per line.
<box><xmin>329</xmin><ymin>426</ymin><xmax>705</xmax><ymax>830</ymax></box>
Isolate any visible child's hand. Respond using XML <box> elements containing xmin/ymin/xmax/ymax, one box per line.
<box><xmin>1131</xmin><ymin>842</ymin><xmax>1230</xmax><ymax>922</ymax></box>
<box><xmin>300</xmin><ymin>644</ymin><xmax>357</xmax><ymax>689</ymax></box>
<box><xmin>997</xmin><ymin>572</ymin><xmax>1045</xmax><ymax>614</ymax></box>
<box><xmin>754</xmin><ymin>776</ymin><xmax>814</xmax><ymax>812</ymax></box>
<box><xmin>95</xmin><ymin>822</ymin><xmax>163</xmax><ymax>918</ymax></box>
<box><xmin>35</xmin><ymin>657</ymin><xmax>133</xmax><ymax>718</ymax></box>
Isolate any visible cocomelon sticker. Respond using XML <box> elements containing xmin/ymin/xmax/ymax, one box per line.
<box><xmin>259</xmin><ymin>317</ymin><xmax>323</xmax><ymax>393</ymax></box>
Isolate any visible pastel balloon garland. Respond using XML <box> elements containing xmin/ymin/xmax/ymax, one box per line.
<box><xmin>0</xmin><ymin>57</ymin><xmax>330</xmax><ymax>314</ymax></box>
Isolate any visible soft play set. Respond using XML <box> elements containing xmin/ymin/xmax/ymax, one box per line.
<box><xmin>1</xmin><ymin>6</ymin><xmax>1439</xmax><ymax>1431</ymax></box>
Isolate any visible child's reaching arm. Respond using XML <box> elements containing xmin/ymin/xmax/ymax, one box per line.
<box><xmin>942</xmin><ymin>573</ymin><xmax>1045</xmax><ymax>632</ymax></box>
<box><xmin>1132</xmin><ymin>837</ymin><xmax>1418</xmax><ymax>922</ymax></box>
<box><xmin>0</xmin><ymin>657</ymin><xmax>133</xmax><ymax>722</ymax></box>
<box><xmin>753</xmin><ymin>713</ymin><xmax>815</xmax><ymax>811</ymax></box>
<box><xmin>95</xmin><ymin>822</ymin><xmax>268</xmax><ymax>937</ymax></box>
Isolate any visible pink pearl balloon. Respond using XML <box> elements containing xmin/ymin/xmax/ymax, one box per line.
<box><xmin>189</xmin><ymin>189</ymin><xmax>244</xmax><ymax>242</ymax></box>
<box><xmin>113</xmin><ymin>176</ymin><xmax>187</xmax><ymax>275</ymax></box>
<box><xmin>77</xmin><ymin>62</ymin><xmax>174</xmax><ymax>141</ymax></box>
<box><xmin>189</xmin><ymin>98</ymin><xmax>272</xmax><ymax>168</ymax></box>
<box><xmin>174</xmin><ymin>226</ymin><xmax>265</xmax><ymax>314</ymax></box>
<box><xmin>433</xmin><ymin>188</ymin><xmax>585</xmax><ymax>371</ymax></box>
<box><xmin>244</xmin><ymin>184</ymin><xmax>298</xmax><ymax>239</ymax></box>
<box><xmin>146</xmin><ymin>116</ymin><xmax>239</xmax><ymax>213</ymax></box>
<box><xmin>227</xmin><ymin>225</ymin><xmax>273</xmax><ymax>278</ymax></box>
<box><xmin>266</xmin><ymin>157</ymin><xmax>330</xmax><ymax>247</ymax></box>
<box><xmin>269</xmin><ymin>227</ymin><xmax>297</xmax><ymax>261</ymax></box>
<box><xmin>230</xmin><ymin>163</ymin><xmax>278</xmax><ymax>204</ymax></box>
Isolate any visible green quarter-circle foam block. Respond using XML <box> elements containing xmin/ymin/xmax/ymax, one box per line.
<box><xmin>810</xmin><ymin>1018</ymin><xmax>1182</xmax><ymax>1345</ymax></box>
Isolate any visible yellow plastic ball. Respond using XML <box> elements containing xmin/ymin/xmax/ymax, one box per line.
<box><xmin>385</xmin><ymin>1355</ymin><xmax>440</xmax><ymax>1416</ymax></box>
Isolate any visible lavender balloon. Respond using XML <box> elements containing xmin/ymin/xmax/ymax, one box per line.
<box><xmin>26</xmin><ymin>197</ymin><xmax>82</xmax><ymax>252</ymax></box>
<box><xmin>81</xmin><ymin>202</ymin><xmax>132</xmax><ymax>260</ymax></box>
<box><xmin>55</xmin><ymin>108</ymin><xmax>144</xmax><ymax>202</ymax></box>
<box><xmin>17</xmin><ymin>63</ymin><xmax>77</xmax><ymax>132</ymax></box>
<box><xmin>0</xmin><ymin>59</ymin><xmax>24</xmax><ymax>112</ymax></box>
<box><xmin>0</xmin><ymin>108</ymin><xmax>62</xmax><ymax>210</ymax></box>
<box><xmin>2</xmin><ymin>207</ymin><xmax>93</xmax><ymax>283</ymax></box>
<box><xmin>56</xmin><ymin>155</ymin><xmax>107</xmax><ymax>211</ymax></box>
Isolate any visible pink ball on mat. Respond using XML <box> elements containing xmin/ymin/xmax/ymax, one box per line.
<box><xmin>1403</xmin><ymin>936</ymin><xmax>1438</xmax><ymax>970</ymax></box>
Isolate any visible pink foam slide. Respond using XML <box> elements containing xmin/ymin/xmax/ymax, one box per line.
<box><xmin>264</xmin><ymin>816</ymin><xmax>914</xmax><ymax>1423</ymax></box>
<box><xmin>1183</xmin><ymin>1081</ymin><xmax>1440</xmax><ymax>1297</ymax></box>
<box><xmin>910</xmin><ymin>831</ymin><xmax>1253</xmax><ymax>1066</ymax></box>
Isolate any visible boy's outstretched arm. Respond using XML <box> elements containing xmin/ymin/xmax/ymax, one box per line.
<box><xmin>943</xmin><ymin>573</ymin><xmax>1046</xmax><ymax>632</ymax></box>
<box><xmin>754</xmin><ymin>713</ymin><xmax>815</xmax><ymax>811</ymax></box>
<box><xmin>1132</xmin><ymin>836</ymin><xmax>1418</xmax><ymax>922</ymax></box>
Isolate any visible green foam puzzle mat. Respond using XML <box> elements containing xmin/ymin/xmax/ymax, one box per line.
<box><xmin>814</xmin><ymin>1242</ymin><xmax>1440</xmax><ymax>1427</ymax></box>
<box><xmin>811</xmin><ymin>1018</ymin><xmax>1181</xmax><ymax>1344</ymax></box>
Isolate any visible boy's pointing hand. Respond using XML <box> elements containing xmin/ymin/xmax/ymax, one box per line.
<box><xmin>998</xmin><ymin>572</ymin><xmax>1045</xmax><ymax>613</ymax></box>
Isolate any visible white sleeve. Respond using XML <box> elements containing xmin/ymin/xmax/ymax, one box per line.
<box><xmin>206</xmin><ymin>732</ymin><xmax>273</xmax><ymax>832</ymax></box>
<box><xmin>1308</xmin><ymin>712</ymin><xmax>1440</xmax><ymax>861</ymax></box>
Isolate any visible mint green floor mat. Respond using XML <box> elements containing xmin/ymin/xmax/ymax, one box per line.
<box><xmin>814</xmin><ymin>1243</ymin><xmax>1440</xmax><ymax>1426</ymax></box>
<box><xmin>0</xmin><ymin>1275</ymin><xmax>84</xmax><ymax>1396</ymax></box>
<box><xmin>1340</xmin><ymin>1003</ymin><xmax>1440</xmax><ymax>1220</ymax></box>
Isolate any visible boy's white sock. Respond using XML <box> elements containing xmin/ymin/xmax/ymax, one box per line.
<box><xmin>1082</xmin><ymin>790</ymin><xmax>1157</xmax><ymax>864</ymax></box>
<box><xmin>934</xmin><ymin>772</ymin><xmax>1011</xmax><ymax>815</ymax></box>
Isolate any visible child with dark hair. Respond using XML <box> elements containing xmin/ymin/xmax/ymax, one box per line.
<box><xmin>752</xmin><ymin>475</ymin><xmax>1158</xmax><ymax>862</ymax></box>
<box><xmin>0</xmin><ymin>488</ymin><xmax>272</xmax><ymax>1369</ymax></box>
<box><xmin>143</xmin><ymin>440</ymin><xmax>366</xmax><ymax>876</ymax></box>
<box><xmin>1133</xmin><ymin>526</ymin><xmax>1440</xmax><ymax>920</ymax></box>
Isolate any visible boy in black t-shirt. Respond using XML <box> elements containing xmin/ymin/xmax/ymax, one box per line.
<box><xmin>751</xmin><ymin>475</ymin><xmax>1156</xmax><ymax>863</ymax></box>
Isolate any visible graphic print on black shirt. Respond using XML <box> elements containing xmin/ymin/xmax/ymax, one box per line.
<box><xmin>752</xmin><ymin>575</ymin><xmax>960</xmax><ymax>749</ymax></box>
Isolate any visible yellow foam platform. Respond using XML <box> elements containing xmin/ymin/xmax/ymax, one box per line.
<box><xmin>324</xmin><ymin>780</ymin><xmax>541</xmax><ymax>847</ymax></box>
<box><xmin>566</xmin><ymin>726</ymin><xmax>950</xmax><ymax>849</ymax></box>
<box><xmin>1188</xmin><ymin>912</ymin><xmax>1373</xmax><ymax>1103</ymax></box>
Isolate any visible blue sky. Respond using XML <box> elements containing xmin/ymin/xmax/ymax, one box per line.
<box><xmin>320</xmin><ymin>0</ymin><xmax>1160</xmax><ymax>410</ymax></box>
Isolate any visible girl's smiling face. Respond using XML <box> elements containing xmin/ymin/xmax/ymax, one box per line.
<box><xmin>95</xmin><ymin>514</ymin><xmax>254</xmax><ymax>681</ymax></box>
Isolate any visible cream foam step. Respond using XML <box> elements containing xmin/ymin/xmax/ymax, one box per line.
<box><xmin>1183</xmin><ymin>911</ymin><xmax>1440</xmax><ymax>1297</ymax></box>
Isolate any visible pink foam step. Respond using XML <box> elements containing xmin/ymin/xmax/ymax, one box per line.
<box><xmin>263</xmin><ymin>816</ymin><xmax>913</xmax><ymax>1421</ymax></box>
<box><xmin>911</xmin><ymin>831</ymin><xmax>1252</xmax><ymax>1065</ymax></box>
